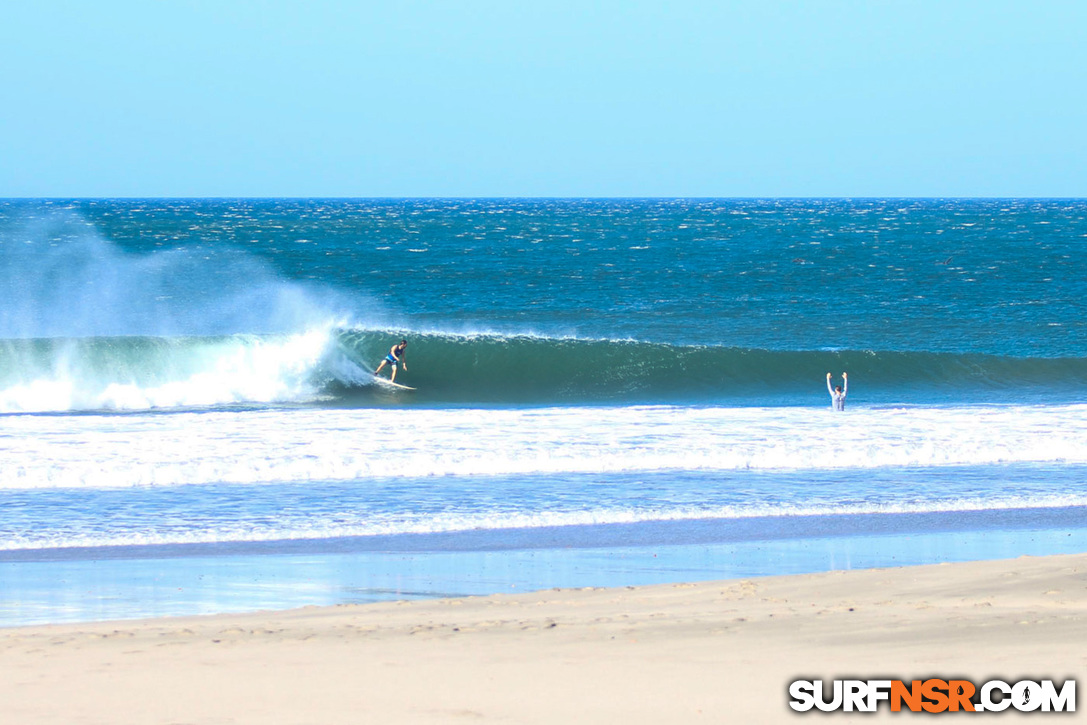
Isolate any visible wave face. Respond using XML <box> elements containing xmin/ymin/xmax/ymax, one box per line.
<box><xmin>336</xmin><ymin>331</ymin><xmax>1087</xmax><ymax>405</ymax></box>
<box><xmin>3</xmin><ymin>330</ymin><xmax>1087</xmax><ymax>412</ymax></box>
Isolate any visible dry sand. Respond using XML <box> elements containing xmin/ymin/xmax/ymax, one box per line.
<box><xmin>1</xmin><ymin>553</ymin><xmax>1085</xmax><ymax>723</ymax></box>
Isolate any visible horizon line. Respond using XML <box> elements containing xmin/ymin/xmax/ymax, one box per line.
<box><xmin>3</xmin><ymin>195</ymin><xmax>1086</xmax><ymax>202</ymax></box>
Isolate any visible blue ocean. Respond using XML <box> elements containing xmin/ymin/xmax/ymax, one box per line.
<box><xmin>2</xmin><ymin>198</ymin><xmax>1086</xmax><ymax>625</ymax></box>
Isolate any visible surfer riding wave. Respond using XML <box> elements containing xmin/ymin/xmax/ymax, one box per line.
<box><xmin>374</xmin><ymin>339</ymin><xmax>408</xmax><ymax>383</ymax></box>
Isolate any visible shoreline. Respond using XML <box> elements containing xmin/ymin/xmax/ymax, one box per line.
<box><xmin>2</xmin><ymin>553</ymin><xmax>1084</xmax><ymax>722</ymax></box>
<box><xmin>5</xmin><ymin>508</ymin><xmax>1087</xmax><ymax>628</ymax></box>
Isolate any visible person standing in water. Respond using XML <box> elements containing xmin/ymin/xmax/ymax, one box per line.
<box><xmin>374</xmin><ymin>339</ymin><xmax>408</xmax><ymax>382</ymax></box>
<box><xmin>826</xmin><ymin>371</ymin><xmax>847</xmax><ymax>411</ymax></box>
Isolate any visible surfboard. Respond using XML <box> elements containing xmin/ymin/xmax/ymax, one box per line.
<box><xmin>374</xmin><ymin>377</ymin><xmax>415</xmax><ymax>391</ymax></box>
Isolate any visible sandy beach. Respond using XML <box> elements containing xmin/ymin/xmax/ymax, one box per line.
<box><xmin>1</xmin><ymin>553</ymin><xmax>1083</xmax><ymax>723</ymax></box>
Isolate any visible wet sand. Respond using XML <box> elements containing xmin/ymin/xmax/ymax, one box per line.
<box><xmin>1</xmin><ymin>553</ymin><xmax>1084</xmax><ymax>723</ymax></box>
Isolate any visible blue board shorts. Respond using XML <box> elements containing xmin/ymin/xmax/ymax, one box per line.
<box><xmin>385</xmin><ymin>354</ymin><xmax>398</xmax><ymax>366</ymax></box>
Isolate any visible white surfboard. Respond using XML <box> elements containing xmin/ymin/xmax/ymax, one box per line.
<box><xmin>374</xmin><ymin>377</ymin><xmax>415</xmax><ymax>391</ymax></box>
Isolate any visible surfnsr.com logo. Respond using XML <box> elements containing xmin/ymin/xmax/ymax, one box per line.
<box><xmin>789</xmin><ymin>679</ymin><xmax>1076</xmax><ymax>713</ymax></box>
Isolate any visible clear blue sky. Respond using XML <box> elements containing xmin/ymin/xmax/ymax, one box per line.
<box><xmin>2</xmin><ymin>1</ymin><xmax>1085</xmax><ymax>197</ymax></box>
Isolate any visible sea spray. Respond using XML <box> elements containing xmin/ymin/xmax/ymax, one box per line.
<box><xmin>0</xmin><ymin>210</ymin><xmax>389</xmax><ymax>411</ymax></box>
<box><xmin>0</xmin><ymin>210</ymin><xmax>358</xmax><ymax>339</ymax></box>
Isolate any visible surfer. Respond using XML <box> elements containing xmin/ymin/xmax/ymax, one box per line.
<box><xmin>826</xmin><ymin>372</ymin><xmax>847</xmax><ymax>411</ymax></box>
<box><xmin>374</xmin><ymin>340</ymin><xmax>408</xmax><ymax>382</ymax></box>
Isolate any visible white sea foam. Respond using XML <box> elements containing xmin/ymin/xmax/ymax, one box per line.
<box><xmin>0</xmin><ymin>329</ymin><xmax>340</xmax><ymax>413</ymax></box>
<box><xmin>3</xmin><ymin>403</ymin><xmax>1087</xmax><ymax>491</ymax></box>
<box><xmin>7</xmin><ymin>492</ymin><xmax>1087</xmax><ymax>552</ymax></box>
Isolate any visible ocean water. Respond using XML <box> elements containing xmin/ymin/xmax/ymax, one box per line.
<box><xmin>2</xmin><ymin>198</ymin><xmax>1086</xmax><ymax>625</ymax></box>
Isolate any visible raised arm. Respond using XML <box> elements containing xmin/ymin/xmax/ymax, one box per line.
<box><xmin>842</xmin><ymin>372</ymin><xmax>848</xmax><ymax>397</ymax></box>
<box><xmin>826</xmin><ymin>372</ymin><xmax>834</xmax><ymax>396</ymax></box>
